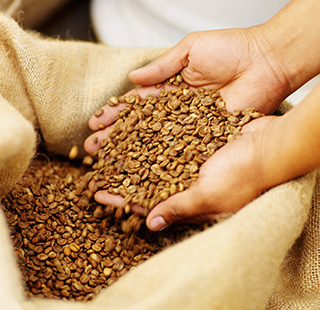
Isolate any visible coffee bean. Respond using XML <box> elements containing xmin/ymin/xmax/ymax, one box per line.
<box><xmin>69</xmin><ymin>243</ymin><xmax>80</xmax><ymax>252</ymax></box>
<box><xmin>69</xmin><ymin>145</ymin><xmax>79</xmax><ymax>160</ymax></box>
<box><xmin>94</xmin><ymin>108</ymin><xmax>104</xmax><ymax>117</ymax></box>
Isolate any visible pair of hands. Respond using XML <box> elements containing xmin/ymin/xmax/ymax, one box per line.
<box><xmin>84</xmin><ymin>28</ymin><xmax>290</xmax><ymax>231</ymax></box>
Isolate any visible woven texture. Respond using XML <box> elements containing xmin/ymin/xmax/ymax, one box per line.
<box><xmin>0</xmin><ymin>13</ymin><xmax>167</xmax><ymax>197</ymax></box>
<box><xmin>267</xmin><ymin>171</ymin><xmax>320</xmax><ymax>309</ymax></box>
<box><xmin>1</xmin><ymin>9</ymin><xmax>320</xmax><ymax>310</ymax></box>
<box><xmin>0</xmin><ymin>94</ymin><xmax>36</xmax><ymax>197</ymax></box>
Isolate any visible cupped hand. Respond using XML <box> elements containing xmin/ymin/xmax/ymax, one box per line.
<box><xmin>144</xmin><ymin>115</ymin><xmax>277</xmax><ymax>231</ymax></box>
<box><xmin>129</xmin><ymin>27</ymin><xmax>291</xmax><ymax>115</ymax></box>
<box><xmin>84</xmin><ymin>92</ymin><xmax>278</xmax><ymax>231</ymax></box>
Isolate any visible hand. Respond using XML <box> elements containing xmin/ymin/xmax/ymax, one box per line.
<box><xmin>84</xmin><ymin>93</ymin><xmax>278</xmax><ymax>231</ymax></box>
<box><xmin>84</xmin><ymin>0</ymin><xmax>320</xmax><ymax>231</ymax></box>
<box><xmin>144</xmin><ymin>115</ymin><xmax>277</xmax><ymax>231</ymax></box>
<box><xmin>129</xmin><ymin>28</ymin><xmax>291</xmax><ymax>115</ymax></box>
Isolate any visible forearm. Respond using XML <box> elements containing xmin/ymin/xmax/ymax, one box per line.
<box><xmin>262</xmin><ymin>83</ymin><xmax>320</xmax><ymax>189</ymax></box>
<box><xmin>255</xmin><ymin>0</ymin><xmax>320</xmax><ymax>94</ymax></box>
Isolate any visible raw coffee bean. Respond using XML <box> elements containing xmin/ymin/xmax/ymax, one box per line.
<box><xmin>82</xmin><ymin>156</ymin><xmax>94</xmax><ymax>166</ymax></box>
<box><xmin>94</xmin><ymin>108</ymin><xmax>104</xmax><ymax>117</ymax></box>
<box><xmin>108</xmin><ymin>96</ymin><xmax>119</xmax><ymax>106</ymax></box>
<box><xmin>69</xmin><ymin>145</ymin><xmax>79</xmax><ymax>160</ymax></box>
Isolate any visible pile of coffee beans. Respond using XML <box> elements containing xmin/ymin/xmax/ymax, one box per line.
<box><xmin>1</xmin><ymin>75</ymin><xmax>263</xmax><ymax>301</ymax></box>
<box><xmin>88</xmin><ymin>75</ymin><xmax>264</xmax><ymax>214</ymax></box>
<box><xmin>1</xmin><ymin>155</ymin><xmax>206</xmax><ymax>301</ymax></box>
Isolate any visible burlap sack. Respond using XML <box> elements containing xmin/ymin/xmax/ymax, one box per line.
<box><xmin>0</xmin><ymin>167</ymin><xmax>318</xmax><ymax>310</ymax></box>
<box><xmin>0</xmin><ymin>13</ymin><xmax>167</xmax><ymax>197</ymax></box>
<box><xmin>1</xmin><ymin>9</ymin><xmax>320</xmax><ymax>310</ymax></box>
<box><xmin>0</xmin><ymin>0</ymin><xmax>72</xmax><ymax>28</ymax></box>
<box><xmin>0</xmin><ymin>96</ymin><xmax>36</xmax><ymax>197</ymax></box>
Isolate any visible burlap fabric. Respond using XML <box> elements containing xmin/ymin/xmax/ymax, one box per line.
<box><xmin>0</xmin><ymin>13</ymin><xmax>167</xmax><ymax>197</ymax></box>
<box><xmin>1</xmin><ymin>8</ymin><xmax>320</xmax><ymax>310</ymax></box>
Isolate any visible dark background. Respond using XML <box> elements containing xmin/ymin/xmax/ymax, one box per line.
<box><xmin>36</xmin><ymin>0</ymin><xmax>97</xmax><ymax>42</ymax></box>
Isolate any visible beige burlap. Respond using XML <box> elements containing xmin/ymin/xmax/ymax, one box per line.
<box><xmin>267</xmin><ymin>170</ymin><xmax>320</xmax><ymax>309</ymax></box>
<box><xmin>0</xmin><ymin>13</ymin><xmax>167</xmax><ymax>197</ymax></box>
<box><xmin>0</xmin><ymin>0</ymin><xmax>72</xmax><ymax>28</ymax></box>
<box><xmin>1</xmin><ymin>9</ymin><xmax>320</xmax><ymax>310</ymax></box>
<box><xmin>0</xmin><ymin>95</ymin><xmax>36</xmax><ymax>197</ymax></box>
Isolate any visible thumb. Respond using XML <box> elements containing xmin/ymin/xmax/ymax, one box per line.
<box><xmin>146</xmin><ymin>187</ymin><xmax>201</xmax><ymax>231</ymax></box>
<box><xmin>129</xmin><ymin>38</ymin><xmax>190</xmax><ymax>86</ymax></box>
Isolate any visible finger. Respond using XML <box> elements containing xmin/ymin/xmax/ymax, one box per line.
<box><xmin>94</xmin><ymin>191</ymin><xmax>146</xmax><ymax>215</ymax></box>
<box><xmin>96</xmin><ymin>188</ymin><xmax>210</xmax><ymax>229</ymax></box>
<box><xmin>172</xmin><ymin>213</ymin><xmax>219</xmax><ymax>225</ymax></box>
<box><xmin>126</xmin><ymin>84</ymin><xmax>180</xmax><ymax>97</ymax></box>
<box><xmin>129</xmin><ymin>38</ymin><xmax>191</xmax><ymax>85</ymax></box>
<box><xmin>95</xmin><ymin>190</ymin><xmax>125</xmax><ymax>207</ymax></box>
<box><xmin>89</xmin><ymin>104</ymin><xmax>126</xmax><ymax>131</ymax></box>
<box><xmin>146</xmin><ymin>185</ymin><xmax>206</xmax><ymax>231</ymax></box>
<box><xmin>84</xmin><ymin>125</ymin><xmax>114</xmax><ymax>154</ymax></box>
<box><xmin>240</xmin><ymin>115</ymin><xmax>276</xmax><ymax>135</ymax></box>
<box><xmin>125</xmin><ymin>85</ymin><xmax>164</xmax><ymax>97</ymax></box>
<box><xmin>89</xmin><ymin>85</ymin><xmax>173</xmax><ymax>132</ymax></box>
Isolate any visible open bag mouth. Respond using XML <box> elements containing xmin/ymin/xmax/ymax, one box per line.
<box><xmin>1</xmin><ymin>151</ymin><xmax>211</xmax><ymax>302</ymax></box>
<box><xmin>0</xmin><ymin>160</ymin><xmax>317</xmax><ymax>309</ymax></box>
<box><xmin>0</xmin><ymin>3</ymin><xmax>320</xmax><ymax>308</ymax></box>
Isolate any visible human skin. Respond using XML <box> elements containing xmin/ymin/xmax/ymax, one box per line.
<box><xmin>85</xmin><ymin>0</ymin><xmax>320</xmax><ymax>231</ymax></box>
<box><xmin>85</xmin><ymin>82</ymin><xmax>320</xmax><ymax>230</ymax></box>
<box><xmin>128</xmin><ymin>0</ymin><xmax>320</xmax><ymax>115</ymax></box>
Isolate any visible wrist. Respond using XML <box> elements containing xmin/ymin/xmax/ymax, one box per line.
<box><xmin>252</xmin><ymin>0</ymin><xmax>320</xmax><ymax>95</ymax></box>
<box><xmin>241</xmin><ymin>115</ymin><xmax>309</xmax><ymax>197</ymax></box>
<box><xmin>257</xmin><ymin>116</ymin><xmax>295</xmax><ymax>192</ymax></box>
<box><xmin>258</xmin><ymin>87</ymin><xmax>320</xmax><ymax>192</ymax></box>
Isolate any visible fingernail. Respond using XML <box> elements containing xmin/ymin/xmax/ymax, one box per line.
<box><xmin>149</xmin><ymin>216</ymin><xmax>167</xmax><ymax>231</ymax></box>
